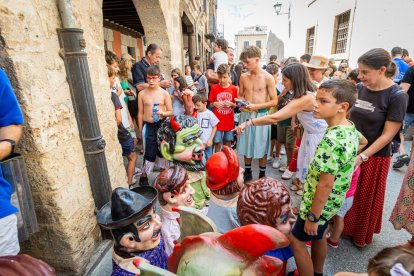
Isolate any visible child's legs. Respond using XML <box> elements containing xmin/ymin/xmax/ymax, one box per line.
<box><xmin>204</xmin><ymin>146</ymin><xmax>213</xmax><ymax>160</ymax></box>
<box><xmin>223</xmin><ymin>131</ymin><xmax>233</xmax><ymax>148</ymax></box>
<box><xmin>275</xmin><ymin>141</ymin><xmax>282</xmax><ymax>158</ymax></box>
<box><xmin>288</xmin><ymin>233</ymin><xmax>313</xmax><ymax>276</ymax></box>
<box><xmin>329</xmin><ymin>215</ymin><xmax>344</xmax><ymax>243</ymax></box>
<box><xmin>126</xmin><ymin>151</ymin><xmax>137</xmax><ymax>184</ymax></box>
<box><xmin>213</xmin><ymin>131</ymin><xmax>224</xmax><ymax>152</ymax></box>
<box><xmin>285</xmin><ymin>126</ymin><xmax>296</xmax><ymax>165</ymax></box>
<box><xmin>311</xmin><ymin>229</ymin><xmax>328</xmax><ymax>274</ymax></box>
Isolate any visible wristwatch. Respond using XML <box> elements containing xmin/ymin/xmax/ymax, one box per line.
<box><xmin>0</xmin><ymin>139</ymin><xmax>16</xmax><ymax>154</ymax></box>
<box><xmin>359</xmin><ymin>153</ymin><xmax>369</xmax><ymax>162</ymax></box>
<box><xmin>307</xmin><ymin>212</ymin><xmax>320</xmax><ymax>223</ymax></box>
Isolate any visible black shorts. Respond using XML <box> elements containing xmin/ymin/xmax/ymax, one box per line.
<box><xmin>128</xmin><ymin>97</ymin><xmax>138</xmax><ymax>118</ymax></box>
<box><xmin>291</xmin><ymin>216</ymin><xmax>329</xmax><ymax>242</ymax></box>
<box><xmin>271</xmin><ymin>124</ymin><xmax>278</xmax><ymax>140</ymax></box>
<box><xmin>144</xmin><ymin>121</ymin><xmax>163</xmax><ymax>162</ymax></box>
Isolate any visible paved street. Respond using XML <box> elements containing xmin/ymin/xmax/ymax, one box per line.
<box><xmin>132</xmin><ymin>142</ymin><xmax>411</xmax><ymax>275</ymax></box>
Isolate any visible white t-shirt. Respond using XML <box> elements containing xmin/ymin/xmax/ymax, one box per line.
<box><xmin>197</xmin><ymin>109</ymin><xmax>219</xmax><ymax>143</ymax></box>
<box><xmin>112</xmin><ymin>77</ymin><xmax>130</xmax><ymax>129</ymax></box>
<box><xmin>213</xmin><ymin>51</ymin><xmax>229</xmax><ymax>71</ymax></box>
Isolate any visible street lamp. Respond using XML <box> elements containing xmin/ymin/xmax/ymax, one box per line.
<box><xmin>273</xmin><ymin>2</ymin><xmax>291</xmax><ymax>19</ymax></box>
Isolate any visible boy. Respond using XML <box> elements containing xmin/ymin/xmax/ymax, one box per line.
<box><xmin>193</xmin><ymin>64</ymin><xmax>209</xmax><ymax>96</ymax></box>
<box><xmin>208</xmin><ymin>64</ymin><xmax>238</xmax><ymax>153</ymax></box>
<box><xmin>289</xmin><ymin>79</ymin><xmax>366</xmax><ymax>276</ymax></box>
<box><xmin>210</xmin><ymin>38</ymin><xmax>229</xmax><ymax>72</ymax></box>
<box><xmin>138</xmin><ymin>65</ymin><xmax>173</xmax><ymax>186</ymax></box>
<box><xmin>193</xmin><ymin>94</ymin><xmax>219</xmax><ymax>160</ymax></box>
<box><xmin>108</xmin><ymin>65</ymin><xmax>137</xmax><ymax>186</ymax></box>
<box><xmin>237</xmin><ymin>46</ymin><xmax>278</xmax><ymax>180</ymax></box>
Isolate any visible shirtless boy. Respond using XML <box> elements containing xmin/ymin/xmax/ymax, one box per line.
<box><xmin>138</xmin><ymin>65</ymin><xmax>173</xmax><ymax>186</ymax></box>
<box><xmin>236</xmin><ymin>46</ymin><xmax>278</xmax><ymax>181</ymax></box>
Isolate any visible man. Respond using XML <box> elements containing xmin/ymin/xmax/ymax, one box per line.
<box><xmin>391</xmin><ymin>46</ymin><xmax>409</xmax><ymax>84</ymax></box>
<box><xmin>328</xmin><ymin>58</ymin><xmax>337</xmax><ymax>77</ymax></box>
<box><xmin>402</xmin><ymin>49</ymin><xmax>414</xmax><ymax>67</ymax></box>
<box><xmin>237</xmin><ymin>46</ymin><xmax>278</xmax><ymax>181</ymax></box>
<box><xmin>0</xmin><ymin>68</ymin><xmax>24</xmax><ymax>256</ymax></box>
<box><xmin>393</xmin><ymin>64</ymin><xmax>414</xmax><ymax>168</ymax></box>
<box><xmin>300</xmin><ymin>54</ymin><xmax>311</xmax><ymax>64</ymax></box>
<box><xmin>206</xmin><ymin>46</ymin><xmax>238</xmax><ymax>86</ymax></box>
<box><xmin>132</xmin><ymin>43</ymin><xmax>172</xmax><ymax>92</ymax></box>
<box><xmin>302</xmin><ymin>55</ymin><xmax>329</xmax><ymax>88</ymax></box>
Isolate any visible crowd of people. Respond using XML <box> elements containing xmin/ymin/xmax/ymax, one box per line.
<box><xmin>1</xmin><ymin>36</ymin><xmax>414</xmax><ymax>275</ymax></box>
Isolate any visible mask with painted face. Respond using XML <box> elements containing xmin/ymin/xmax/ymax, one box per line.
<box><xmin>237</xmin><ymin>177</ymin><xmax>296</xmax><ymax>236</ymax></box>
<box><xmin>96</xmin><ymin>187</ymin><xmax>168</xmax><ymax>273</ymax></box>
<box><xmin>158</xmin><ymin>115</ymin><xmax>205</xmax><ymax>171</ymax></box>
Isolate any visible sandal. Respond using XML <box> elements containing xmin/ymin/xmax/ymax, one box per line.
<box><xmin>295</xmin><ymin>190</ymin><xmax>303</xmax><ymax>196</ymax></box>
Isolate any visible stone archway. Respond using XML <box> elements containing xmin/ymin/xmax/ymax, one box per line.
<box><xmin>132</xmin><ymin>0</ymin><xmax>183</xmax><ymax>74</ymax></box>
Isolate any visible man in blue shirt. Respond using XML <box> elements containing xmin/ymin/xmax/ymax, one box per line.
<box><xmin>0</xmin><ymin>68</ymin><xmax>24</xmax><ymax>256</ymax></box>
<box><xmin>391</xmin><ymin>46</ymin><xmax>409</xmax><ymax>84</ymax></box>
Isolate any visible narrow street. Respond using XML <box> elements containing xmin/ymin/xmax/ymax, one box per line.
<box><xmin>133</xmin><ymin>141</ymin><xmax>411</xmax><ymax>275</ymax></box>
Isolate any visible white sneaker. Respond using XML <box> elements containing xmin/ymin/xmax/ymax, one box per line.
<box><xmin>279</xmin><ymin>166</ymin><xmax>287</xmax><ymax>172</ymax></box>
<box><xmin>280</xmin><ymin>147</ymin><xmax>286</xmax><ymax>155</ymax></box>
<box><xmin>267</xmin><ymin>157</ymin><xmax>274</xmax><ymax>164</ymax></box>
<box><xmin>282</xmin><ymin>169</ymin><xmax>294</xmax><ymax>180</ymax></box>
<box><xmin>272</xmin><ymin>157</ymin><xmax>281</xmax><ymax>169</ymax></box>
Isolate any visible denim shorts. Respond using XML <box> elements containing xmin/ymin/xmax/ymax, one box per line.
<box><xmin>336</xmin><ymin>196</ymin><xmax>354</xmax><ymax>218</ymax></box>
<box><xmin>213</xmin><ymin>130</ymin><xmax>234</xmax><ymax>143</ymax></box>
<box><xmin>120</xmin><ymin>137</ymin><xmax>135</xmax><ymax>156</ymax></box>
<box><xmin>292</xmin><ymin>215</ymin><xmax>329</xmax><ymax>242</ymax></box>
<box><xmin>403</xmin><ymin>113</ymin><xmax>414</xmax><ymax>131</ymax></box>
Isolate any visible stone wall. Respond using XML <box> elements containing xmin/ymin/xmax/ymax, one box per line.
<box><xmin>0</xmin><ymin>0</ymin><xmax>127</xmax><ymax>273</ymax></box>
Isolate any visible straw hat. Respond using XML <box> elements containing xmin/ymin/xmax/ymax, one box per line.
<box><xmin>303</xmin><ymin>55</ymin><xmax>329</xmax><ymax>69</ymax></box>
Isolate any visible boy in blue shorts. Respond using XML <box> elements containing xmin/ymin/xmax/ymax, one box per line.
<box><xmin>208</xmin><ymin>64</ymin><xmax>238</xmax><ymax>153</ymax></box>
<box><xmin>289</xmin><ymin>79</ymin><xmax>366</xmax><ymax>276</ymax></box>
<box><xmin>108</xmin><ymin>65</ymin><xmax>137</xmax><ymax>186</ymax></box>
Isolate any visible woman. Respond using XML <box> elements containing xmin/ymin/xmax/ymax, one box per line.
<box><xmin>167</xmin><ymin>68</ymin><xmax>185</xmax><ymax>116</ymax></box>
<box><xmin>119</xmin><ymin>54</ymin><xmax>136</xmax><ymax>112</ymax></box>
<box><xmin>343</xmin><ymin>48</ymin><xmax>408</xmax><ymax>247</ymax></box>
<box><xmin>235</xmin><ymin>63</ymin><xmax>328</xmax><ymax>190</ymax></box>
<box><xmin>389</xmin><ymin>153</ymin><xmax>414</xmax><ymax>249</ymax></box>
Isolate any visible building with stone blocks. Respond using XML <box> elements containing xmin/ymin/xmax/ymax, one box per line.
<box><xmin>235</xmin><ymin>25</ymin><xmax>267</xmax><ymax>65</ymax></box>
<box><xmin>0</xmin><ymin>0</ymin><xmax>217</xmax><ymax>274</ymax></box>
<box><xmin>270</xmin><ymin>0</ymin><xmax>414</xmax><ymax>66</ymax></box>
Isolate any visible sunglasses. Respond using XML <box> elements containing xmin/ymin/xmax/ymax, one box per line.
<box><xmin>147</xmin><ymin>76</ymin><xmax>159</xmax><ymax>80</ymax></box>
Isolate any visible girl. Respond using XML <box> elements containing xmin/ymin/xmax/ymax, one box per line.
<box><xmin>184</xmin><ymin>65</ymin><xmax>198</xmax><ymax>94</ymax></box>
<box><xmin>173</xmin><ymin>76</ymin><xmax>195</xmax><ymax>117</ymax></box>
<box><xmin>235</xmin><ymin>63</ymin><xmax>328</xmax><ymax>192</ymax></box>
<box><xmin>167</xmin><ymin>68</ymin><xmax>185</xmax><ymax>116</ymax></box>
<box><xmin>343</xmin><ymin>48</ymin><xmax>408</xmax><ymax>247</ymax></box>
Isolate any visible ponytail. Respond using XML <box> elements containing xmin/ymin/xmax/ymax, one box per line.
<box><xmin>385</xmin><ymin>61</ymin><xmax>397</xmax><ymax>78</ymax></box>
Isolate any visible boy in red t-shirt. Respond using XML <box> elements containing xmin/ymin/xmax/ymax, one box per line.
<box><xmin>209</xmin><ymin>64</ymin><xmax>238</xmax><ymax>152</ymax></box>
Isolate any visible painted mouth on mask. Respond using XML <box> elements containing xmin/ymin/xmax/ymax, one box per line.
<box><xmin>192</xmin><ymin>152</ymin><xmax>203</xmax><ymax>161</ymax></box>
<box><xmin>186</xmin><ymin>195</ymin><xmax>194</xmax><ymax>205</ymax></box>
<box><xmin>152</xmin><ymin>229</ymin><xmax>161</xmax><ymax>239</ymax></box>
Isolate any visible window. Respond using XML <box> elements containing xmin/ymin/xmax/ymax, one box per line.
<box><xmin>305</xmin><ymin>27</ymin><xmax>315</xmax><ymax>55</ymax></box>
<box><xmin>127</xmin><ymin>46</ymin><xmax>136</xmax><ymax>60</ymax></box>
<box><xmin>332</xmin><ymin>10</ymin><xmax>351</xmax><ymax>54</ymax></box>
<box><xmin>256</xmin><ymin>40</ymin><xmax>261</xmax><ymax>49</ymax></box>
<box><xmin>243</xmin><ymin>41</ymin><xmax>249</xmax><ymax>49</ymax></box>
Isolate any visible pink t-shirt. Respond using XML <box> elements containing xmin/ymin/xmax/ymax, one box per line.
<box><xmin>346</xmin><ymin>166</ymin><xmax>360</xmax><ymax>198</ymax></box>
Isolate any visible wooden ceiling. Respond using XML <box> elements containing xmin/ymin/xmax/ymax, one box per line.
<box><xmin>102</xmin><ymin>0</ymin><xmax>144</xmax><ymax>36</ymax></box>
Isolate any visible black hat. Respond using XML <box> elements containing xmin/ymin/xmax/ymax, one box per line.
<box><xmin>97</xmin><ymin>186</ymin><xmax>157</xmax><ymax>229</ymax></box>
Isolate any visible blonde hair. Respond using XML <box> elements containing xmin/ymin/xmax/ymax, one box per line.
<box><xmin>119</xmin><ymin>58</ymin><xmax>133</xmax><ymax>80</ymax></box>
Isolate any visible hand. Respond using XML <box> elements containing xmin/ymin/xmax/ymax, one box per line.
<box><xmin>214</xmin><ymin>101</ymin><xmax>224</xmax><ymax>109</ymax></box>
<box><xmin>156</xmin><ymin>110</ymin><xmax>164</xmax><ymax>117</ymax></box>
<box><xmin>233</xmin><ymin>122</ymin><xmax>247</xmax><ymax>135</ymax></box>
<box><xmin>223</xmin><ymin>100</ymin><xmax>231</xmax><ymax>107</ymax></box>
<box><xmin>205</xmin><ymin>139</ymin><xmax>213</xmax><ymax>147</ymax></box>
<box><xmin>354</xmin><ymin>155</ymin><xmax>363</xmax><ymax>168</ymax></box>
<box><xmin>245</xmin><ymin>103</ymin><xmax>259</xmax><ymax>111</ymax></box>
<box><xmin>193</xmin><ymin>81</ymin><xmax>199</xmax><ymax>86</ymax></box>
<box><xmin>160</xmin><ymin>80</ymin><xmax>172</xmax><ymax>88</ymax></box>
<box><xmin>304</xmin><ymin>219</ymin><xmax>319</xmax><ymax>236</ymax></box>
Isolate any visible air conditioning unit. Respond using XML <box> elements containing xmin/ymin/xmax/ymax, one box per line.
<box><xmin>1</xmin><ymin>154</ymin><xmax>39</xmax><ymax>242</ymax></box>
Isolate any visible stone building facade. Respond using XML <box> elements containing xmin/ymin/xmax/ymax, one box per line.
<box><xmin>235</xmin><ymin>25</ymin><xmax>268</xmax><ymax>65</ymax></box>
<box><xmin>0</xmin><ymin>0</ymin><xmax>217</xmax><ymax>274</ymax></box>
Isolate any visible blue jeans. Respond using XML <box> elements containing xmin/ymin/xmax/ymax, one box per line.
<box><xmin>213</xmin><ymin>130</ymin><xmax>234</xmax><ymax>143</ymax></box>
<box><xmin>204</xmin><ymin>146</ymin><xmax>213</xmax><ymax>160</ymax></box>
<box><xmin>404</xmin><ymin>113</ymin><xmax>414</xmax><ymax>132</ymax></box>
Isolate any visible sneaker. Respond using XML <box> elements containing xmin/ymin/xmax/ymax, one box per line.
<box><xmin>295</xmin><ymin>190</ymin><xmax>303</xmax><ymax>196</ymax></box>
<box><xmin>282</xmin><ymin>169</ymin><xmax>293</xmax><ymax>180</ymax></box>
<box><xmin>267</xmin><ymin>157</ymin><xmax>274</xmax><ymax>164</ymax></box>
<box><xmin>272</xmin><ymin>157</ymin><xmax>281</xmax><ymax>169</ymax></box>
<box><xmin>305</xmin><ymin>241</ymin><xmax>312</xmax><ymax>248</ymax></box>
<box><xmin>280</xmin><ymin>147</ymin><xmax>286</xmax><ymax>155</ymax></box>
<box><xmin>287</xmin><ymin>269</ymin><xmax>300</xmax><ymax>276</ymax></box>
<box><xmin>327</xmin><ymin>238</ymin><xmax>339</xmax><ymax>249</ymax></box>
<box><xmin>244</xmin><ymin>170</ymin><xmax>253</xmax><ymax>182</ymax></box>
<box><xmin>279</xmin><ymin>166</ymin><xmax>287</xmax><ymax>172</ymax></box>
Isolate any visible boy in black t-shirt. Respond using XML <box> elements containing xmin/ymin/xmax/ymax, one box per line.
<box><xmin>108</xmin><ymin>65</ymin><xmax>137</xmax><ymax>186</ymax></box>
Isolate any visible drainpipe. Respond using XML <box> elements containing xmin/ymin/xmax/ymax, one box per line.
<box><xmin>347</xmin><ymin>0</ymin><xmax>358</xmax><ymax>61</ymax></box>
<box><xmin>57</xmin><ymin>0</ymin><xmax>112</xmax><ymax>210</ymax></box>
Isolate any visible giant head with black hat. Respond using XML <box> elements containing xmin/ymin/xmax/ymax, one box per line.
<box><xmin>97</xmin><ymin>186</ymin><xmax>168</xmax><ymax>272</ymax></box>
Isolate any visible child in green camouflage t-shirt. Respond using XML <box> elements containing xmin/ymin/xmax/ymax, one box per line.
<box><xmin>289</xmin><ymin>79</ymin><xmax>368</xmax><ymax>276</ymax></box>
